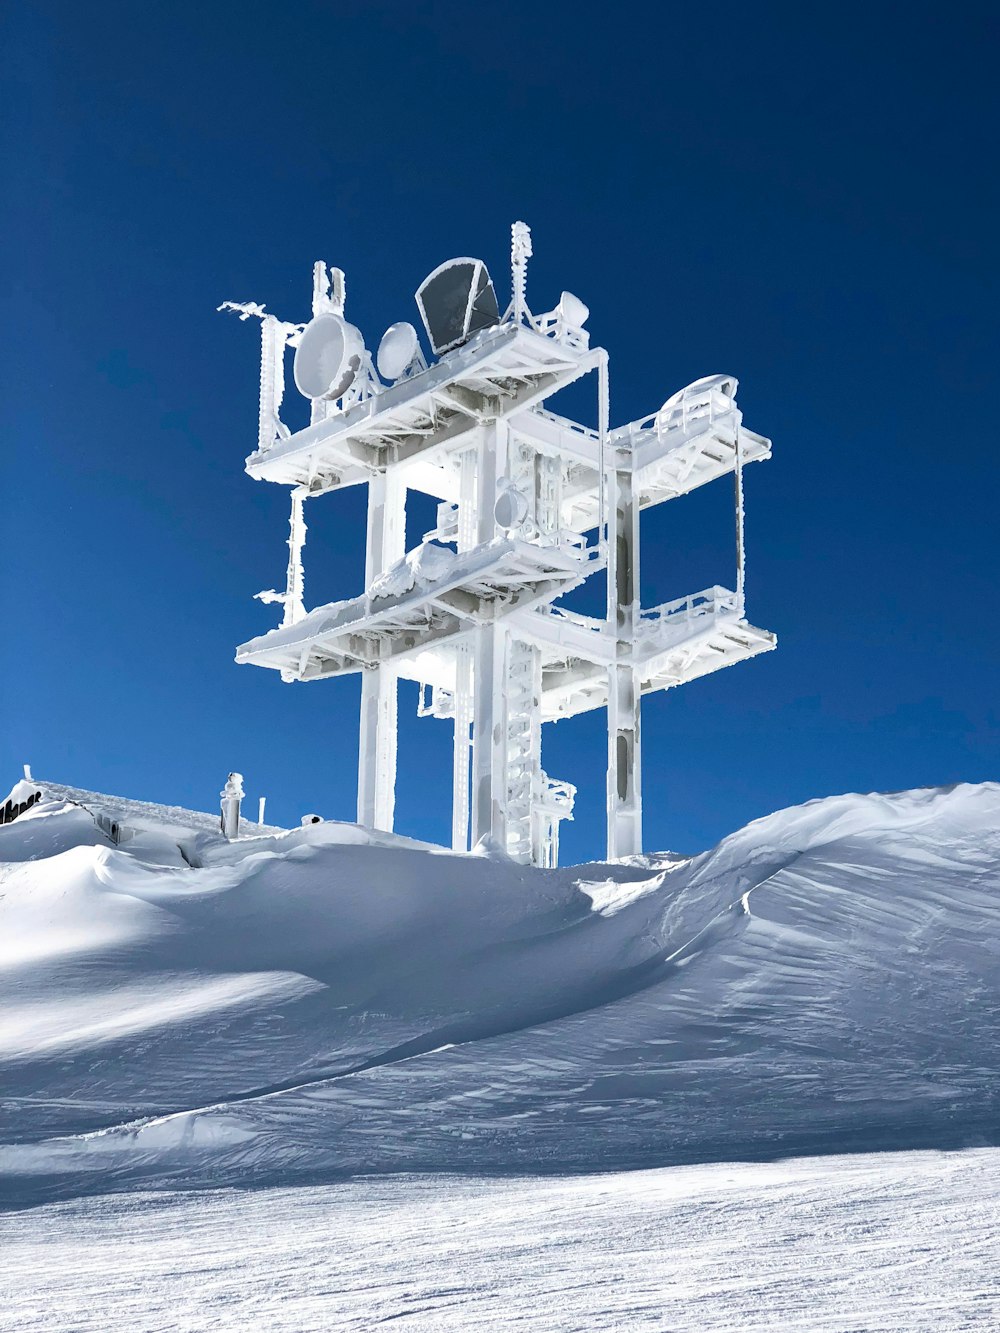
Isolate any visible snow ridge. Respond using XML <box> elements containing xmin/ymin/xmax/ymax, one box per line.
<box><xmin>1</xmin><ymin>781</ymin><xmax>998</xmax><ymax>1204</ymax></box>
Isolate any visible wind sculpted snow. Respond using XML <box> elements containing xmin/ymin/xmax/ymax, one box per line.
<box><xmin>1</xmin><ymin>783</ymin><xmax>998</xmax><ymax>1204</ymax></box>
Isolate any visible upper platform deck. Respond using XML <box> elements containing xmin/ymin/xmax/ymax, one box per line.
<box><xmin>515</xmin><ymin>380</ymin><xmax>771</xmax><ymax>533</ymax></box>
<box><xmin>246</xmin><ymin>321</ymin><xmax>597</xmax><ymax>495</ymax></box>
<box><xmin>244</xmin><ymin>316</ymin><xmax>770</xmax><ymax>531</ymax></box>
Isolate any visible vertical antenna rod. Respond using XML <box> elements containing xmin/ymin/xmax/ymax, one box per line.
<box><xmin>284</xmin><ymin>491</ymin><xmax>307</xmax><ymax>626</ymax></box>
<box><xmin>735</xmin><ymin>422</ymin><xmax>746</xmax><ymax>615</ymax></box>
<box><xmin>597</xmin><ymin>348</ymin><xmax>609</xmax><ymax>557</ymax></box>
<box><xmin>312</xmin><ymin>261</ymin><xmax>346</xmax><ymax>316</ymax></box>
<box><xmin>511</xmin><ymin>222</ymin><xmax>532</xmax><ymax>324</ymax></box>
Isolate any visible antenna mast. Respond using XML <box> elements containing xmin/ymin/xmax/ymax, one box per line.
<box><xmin>511</xmin><ymin>221</ymin><xmax>532</xmax><ymax>323</ymax></box>
<box><xmin>226</xmin><ymin>227</ymin><xmax>776</xmax><ymax>865</ymax></box>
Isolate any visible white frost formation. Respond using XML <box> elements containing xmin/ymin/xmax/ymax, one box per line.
<box><xmin>222</xmin><ymin>226</ymin><xmax>776</xmax><ymax>866</ymax></box>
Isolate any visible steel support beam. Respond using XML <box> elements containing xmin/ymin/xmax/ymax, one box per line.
<box><xmin>451</xmin><ymin>447</ymin><xmax>478</xmax><ymax>851</ymax></box>
<box><xmin>357</xmin><ymin>467</ymin><xmax>405</xmax><ymax>830</ymax></box>
<box><xmin>606</xmin><ymin>444</ymin><xmax>642</xmax><ymax>859</ymax></box>
<box><xmin>471</xmin><ymin>419</ymin><xmax>509</xmax><ymax>849</ymax></box>
<box><xmin>471</xmin><ymin>619</ymin><xmax>507</xmax><ymax>849</ymax></box>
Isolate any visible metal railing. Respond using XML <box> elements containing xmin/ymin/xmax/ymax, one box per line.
<box><xmin>528</xmin><ymin>406</ymin><xmax>600</xmax><ymax>443</ymax></box>
<box><xmin>637</xmin><ymin>586</ymin><xmax>738</xmax><ymax>639</ymax></box>
<box><xmin>535</xmin><ymin>772</ymin><xmax>576</xmax><ymax>815</ymax></box>
<box><xmin>613</xmin><ymin>385</ymin><xmax>738</xmax><ymax>448</ymax></box>
<box><xmin>530</xmin><ymin>311</ymin><xmax>590</xmax><ymax>352</ymax></box>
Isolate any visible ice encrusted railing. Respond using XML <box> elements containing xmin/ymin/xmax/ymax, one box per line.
<box><xmin>529</xmin><ymin>309</ymin><xmax>590</xmax><ymax>352</ymax></box>
<box><xmin>612</xmin><ymin>382</ymin><xmax>738</xmax><ymax>446</ymax></box>
<box><xmin>536</xmin><ymin>773</ymin><xmax>576</xmax><ymax>814</ymax></box>
<box><xmin>537</xmin><ymin>586</ymin><xmax>739</xmax><ymax>642</ymax></box>
<box><xmin>637</xmin><ymin>586</ymin><xmax>740</xmax><ymax>640</ymax></box>
<box><xmin>528</xmin><ymin>406</ymin><xmax>600</xmax><ymax>442</ymax></box>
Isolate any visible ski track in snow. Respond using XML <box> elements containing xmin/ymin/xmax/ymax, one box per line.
<box><xmin>1</xmin><ymin>1151</ymin><xmax>998</xmax><ymax>1331</ymax></box>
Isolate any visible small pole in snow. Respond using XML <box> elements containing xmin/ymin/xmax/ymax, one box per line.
<box><xmin>257</xmin><ymin>795</ymin><xmax>267</xmax><ymax>826</ymax></box>
<box><xmin>220</xmin><ymin>773</ymin><xmax>245</xmax><ymax>840</ymax></box>
<box><xmin>22</xmin><ymin>763</ymin><xmax>32</xmax><ymax>781</ymax></box>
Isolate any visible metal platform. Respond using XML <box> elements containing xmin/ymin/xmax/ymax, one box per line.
<box><xmin>246</xmin><ymin>322</ymin><xmax>598</xmax><ymax>497</ymax></box>
<box><xmin>399</xmin><ymin>587</ymin><xmax>776</xmax><ymax>722</ymax></box>
<box><xmin>237</xmin><ymin>535</ymin><xmax>598</xmax><ymax>680</ymax></box>
<box><xmin>509</xmin><ymin>393</ymin><xmax>770</xmax><ymax>534</ymax></box>
<box><xmin>523</xmin><ymin>587</ymin><xmax>776</xmax><ymax>721</ymax></box>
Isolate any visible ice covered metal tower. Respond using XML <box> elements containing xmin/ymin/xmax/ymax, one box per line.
<box><xmin>223</xmin><ymin>225</ymin><xmax>775</xmax><ymax>866</ymax></box>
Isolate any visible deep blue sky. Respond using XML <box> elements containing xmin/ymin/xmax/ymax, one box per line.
<box><xmin>2</xmin><ymin>2</ymin><xmax>997</xmax><ymax>860</ymax></box>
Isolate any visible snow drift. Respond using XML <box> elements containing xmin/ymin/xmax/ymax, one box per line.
<box><xmin>1</xmin><ymin>780</ymin><xmax>998</xmax><ymax>1205</ymax></box>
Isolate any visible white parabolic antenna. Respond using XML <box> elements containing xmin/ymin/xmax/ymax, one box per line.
<box><xmin>377</xmin><ymin>321</ymin><xmax>419</xmax><ymax>381</ymax></box>
<box><xmin>557</xmin><ymin>291</ymin><xmax>589</xmax><ymax>327</ymax></box>
<box><xmin>494</xmin><ymin>477</ymin><xmax>529</xmax><ymax>530</ymax></box>
<box><xmin>293</xmin><ymin>313</ymin><xmax>365</xmax><ymax>400</ymax></box>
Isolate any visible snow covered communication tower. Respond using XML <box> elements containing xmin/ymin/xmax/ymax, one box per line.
<box><xmin>223</xmin><ymin>225</ymin><xmax>776</xmax><ymax>866</ymax></box>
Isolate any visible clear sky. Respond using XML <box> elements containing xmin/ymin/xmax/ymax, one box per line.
<box><xmin>3</xmin><ymin>1</ymin><xmax>997</xmax><ymax>860</ymax></box>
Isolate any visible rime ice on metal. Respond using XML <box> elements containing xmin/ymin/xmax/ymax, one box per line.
<box><xmin>221</xmin><ymin>225</ymin><xmax>776</xmax><ymax>866</ymax></box>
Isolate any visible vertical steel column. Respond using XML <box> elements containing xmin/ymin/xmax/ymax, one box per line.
<box><xmin>734</xmin><ymin>419</ymin><xmax>746</xmax><ymax>617</ymax></box>
<box><xmin>471</xmin><ymin>617</ymin><xmax>507</xmax><ymax>849</ymax></box>
<box><xmin>357</xmin><ymin>467</ymin><xmax>405</xmax><ymax>831</ymax></box>
<box><xmin>451</xmin><ymin>641</ymin><xmax>473</xmax><ymax>850</ymax></box>
<box><xmin>471</xmin><ymin>418</ymin><xmax>509</xmax><ymax>849</ymax></box>
<box><xmin>451</xmin><ymin>448</ymin><xmax>478</xmax><ymax>852</ymax></box>
<box><xmin>606</xmin><ymin>437</ymin><xmax>643</xmax><ymax>860</ymax></box>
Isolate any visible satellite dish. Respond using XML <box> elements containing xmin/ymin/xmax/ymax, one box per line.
<box><xmin>557</xmin><ymin>291</ymin><xmax>589</xmax><ymax>327</ymax></box>
<box><xmin>293</xmin><ymin>313</ymin><xmax>365</xmax><ymax>401</ymax></box>
<box><xmin>494</xmin><ymin>478</ymin><xmax>529</xmax><ymax>531</ymax></box>
<box><xmin>377</xmin><ymin>321</ymin><xmax>419</xmax><ymax>381</ymax></box>
<box><xmin>415</xmin><ymin>258</ymin><xmax>500</xmax><ymax>356</ymax></box>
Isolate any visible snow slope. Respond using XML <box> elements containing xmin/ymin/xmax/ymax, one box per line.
<box><xmin>3</xmin><ymin>1151</ymin><xmax>998</xmax><ymax>1331</ymax></box>
<box><xmin>1</xmin><ymin>781</ymin><xmax>998</xmax><ymax>1204</ymax></box>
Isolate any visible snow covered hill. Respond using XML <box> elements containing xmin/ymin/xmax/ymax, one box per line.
<box><xmin>1</xmin><ymin>780</ymin><xmax>998</xmax><ymax>1205</ymax></box>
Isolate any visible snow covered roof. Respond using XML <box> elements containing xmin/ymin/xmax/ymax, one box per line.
<box><xmin>1</xmin><ymin>777</ymin><xmax>281</xmax><ymax>839</ymax></box>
